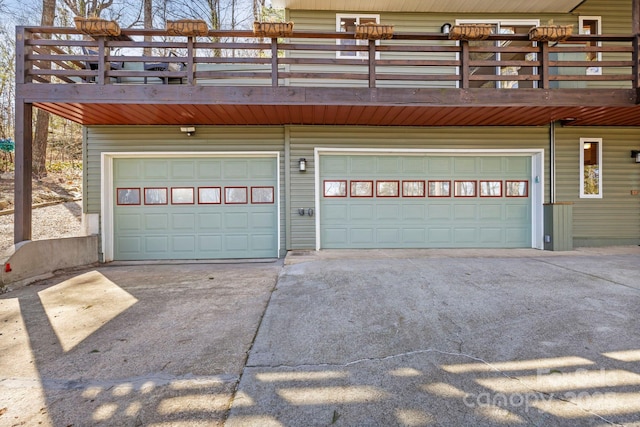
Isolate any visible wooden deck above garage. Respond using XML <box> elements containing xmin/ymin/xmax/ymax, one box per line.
<box><xmin>16</xmin><ymin>26</ymin><xmax>640</xmax><ymax>127</ymax></box>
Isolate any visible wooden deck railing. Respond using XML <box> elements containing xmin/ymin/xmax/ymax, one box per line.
<box><xmin>16</xmin><ymin>26</ymin><xmax>640</xmax><ymax>90</ymax></box>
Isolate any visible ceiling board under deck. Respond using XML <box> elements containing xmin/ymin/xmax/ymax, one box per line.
<box><xmin>32</xmin><ymin>102</ymin><xmax>640</xmax><ymax>127</ymax></box>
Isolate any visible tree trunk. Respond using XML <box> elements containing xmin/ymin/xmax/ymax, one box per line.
<box><xmin>143</xmin><ymin>0</ymin><xmax>152</xmax><ymax>57</ymax></box>
<box><xmin>253</xmin><ymin>0</ymin><xmax>265</xmax><ymax>22</ymax></box>
<box><xmin>32</xmin><ymin>0</ymin><xmax>56</xmax><ymax>177</ymax></box>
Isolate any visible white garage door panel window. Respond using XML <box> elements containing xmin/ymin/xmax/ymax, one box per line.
<box><xmin>319</xmin><ymin>153</ymin><xmax>536</xmax><ymax>249</ymax></box>
<box><xmin>111</xmin><ymin>156</ymin><xmax>278</xmax><ymax>260</ymax></box>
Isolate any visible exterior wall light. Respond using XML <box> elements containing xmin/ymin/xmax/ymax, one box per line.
<box><xmin>631</xmin><ymin>150</ymin><xmax>640</xmax><ymax>163</ymax></box>
<box><xmin>180</xmin><ymin>126</ymin><xmax>196</xmax><ymax>136</ymax></box>
<box><xmin>299</xmin><ymin>158</ymin><xmax>307</xmax><ymax>171</ymax></box>
<box><xmin>441</xmin><ymin>23</ymin><xmax>452</xmax><ymax>34</ymax></box>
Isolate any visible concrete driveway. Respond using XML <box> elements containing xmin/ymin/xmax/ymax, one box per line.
<box><xmin>2</xmin><ymin>248</ymin><xmax>640</xmax><ymax>426</ymax></box>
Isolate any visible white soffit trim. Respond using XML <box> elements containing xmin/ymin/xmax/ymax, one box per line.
<box><xmin>272</xmin><ymin>0</ymin><xmax>584</xmax><ymax>13</ymax></box>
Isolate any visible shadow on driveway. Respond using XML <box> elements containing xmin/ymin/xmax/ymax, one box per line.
<box><xmin>2</xmin><ymin>249</ymin><xmax>640</xmax><ymax>426</ymax></box>
<box><xmin>0</xmin><ymin>262</ymin><xmax>281</xmax><ymax>426</ymax></box>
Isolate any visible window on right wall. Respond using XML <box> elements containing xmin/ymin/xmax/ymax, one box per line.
<box><xmin>580</xmin><ymin>138</ymin><xmax>603</xmax><ymax>198</ymax></box>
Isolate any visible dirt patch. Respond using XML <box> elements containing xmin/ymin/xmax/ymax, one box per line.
<box><xmin>0</xmin><ymin>168</ymin><xmax>82</xmax><ymax>212</ymax></box>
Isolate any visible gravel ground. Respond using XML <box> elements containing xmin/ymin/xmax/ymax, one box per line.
<box><xmin>0</xmin><ymin>201</ymin><xmax>84</xmax><ymax>256</ymax></box>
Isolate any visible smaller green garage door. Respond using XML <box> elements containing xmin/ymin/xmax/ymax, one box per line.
<box><xmin>320</xmin><ymin>154</ymin><xmax>532</xmax><ymax>249</ymax></box>
<box><xmin>113</xmin><ymin>156</ymin><xmax>278</xmax><ymax>260</ymax></box>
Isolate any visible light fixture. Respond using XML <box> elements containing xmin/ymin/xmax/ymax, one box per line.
<box><xmin>299</xmin><ymin>158</ymin><xmax>307</xmax><ymax>172</ymax></box>
<box><xmin>631</xmin><ymin>150</ymin><xmax>640</xmax><ymax>163</ymax></box>
<box><xmin>560</xmin><ymin>118</ymin><xmax>577</xmax><ymax>127</ymax></box>
<box><xmin>180</xmin><ymin>126</ymin><xmax>196</xmax><ymax>136</ymax></box>
<box><xmin>441</xmin><ymin>23</ymin><xmax>452</xmax><ymax>34</ymax></box>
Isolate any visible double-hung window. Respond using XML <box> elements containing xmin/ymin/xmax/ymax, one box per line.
<box><xmin>336</xmin><ymin>14</ymin><xmax>380</xmax><ymax>59</ymax></box>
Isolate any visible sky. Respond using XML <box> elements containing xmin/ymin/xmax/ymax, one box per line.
<box><xmin>1</xmin><ymin>0</ymin><xmax>270</xmax><ymax>28</ymax></box>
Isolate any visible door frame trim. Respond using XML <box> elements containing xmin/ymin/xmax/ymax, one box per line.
<box><xmin>102</xmin><ymin>151</ymin><xmax>281</xmax><ymax>262</ymax></box>
<box><xmin>314</xmin><ymin>148</ymin><xmax>545</xmax><ymax>250</ymax></box>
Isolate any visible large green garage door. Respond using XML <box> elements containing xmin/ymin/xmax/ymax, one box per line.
<box><xmin>320</xmin><ymin>154</ymin><xmax>532</xmax><ymax>249</ymax></box>
<box><xmin>113</xmin><ymin>156</ymin><xmax>278</xmax><ymax>260</ymax></box>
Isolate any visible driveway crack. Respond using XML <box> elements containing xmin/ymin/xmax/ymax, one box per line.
<box><xmin>223</xmin><ymin>264</ymin><xmax>282</xmax><ymax>423</ymax></box>
<box><xmin>533</xmin><ymin>258</ymin><xmax>640</xmax><ymax>293</ymax></box>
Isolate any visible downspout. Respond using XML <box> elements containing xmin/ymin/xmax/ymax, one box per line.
<box><xmin>550</xmin><ymin>121</ymin><xmax>556</xmax><ymax>203</ymax></box>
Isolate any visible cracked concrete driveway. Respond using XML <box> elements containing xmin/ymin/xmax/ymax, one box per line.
<box><xmin>229</xmin><ymin>249</ymin><xmax>640</xmax><ymax>427</ymax></box>
<box><xmin>1</xmin><ymin>248</ymin><xmax>640</xmax><ymax>426</ymax></box>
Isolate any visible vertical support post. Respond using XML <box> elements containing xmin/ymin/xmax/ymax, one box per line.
<box><xmin>14</xmin><ymin>100</ymin><xmax>33</xmax><ymax>244</ymax></box>
<box><xmin>368</xmin><ymin>39</ymin><xmax>376</xmax><ymax>88</ymax></box>
<box><xmin>97</xmin><ymin>37</ymin><xmax>106</xmax><ymax>85</ymax></box>
<box><xmin>15</xmin><ymin>26</ymin><xmax>31</xmax><ymax>85</ymax></box>
<box><xmin>187</xmin><ymin>36</ymin><xmax>195</xmax><ymax>85</ymax></box>
<box><xmin>633</xmin><ymin>35</ymin><xmax>639</xmax><ymax>91</ymax></box>
<box><xmin>540</xmin><ymin>41</ymin><xmax>550</xmax><ymax>89</ymax></box>
<box><xmin>271</xmin><ymin>38</ymin><xmax>278</xmax><ymax>88</ymax></box>
<box><xmin>461</xmin><ymin>40</ymin><xmax>470</xmax><ymax>89</ymax></box>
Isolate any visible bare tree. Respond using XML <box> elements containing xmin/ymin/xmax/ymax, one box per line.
<box><xmin>32</xmin><ymin>0</ymin><xmax>56</xmax><ymax>177</ymax></box>
<box><xmin>253</xmin><ymin>0</ymin><xmax>264</xmax><ymax>22</ymax></box>
<box><xmin>61</xmin><ymin>0</ymin><xmax>114</xmax><ymax>17</ymax></box>
<box><xmin>0</xmin><ymin>23</ymin><xmax>15</xmax><ymax>141</ymax></box>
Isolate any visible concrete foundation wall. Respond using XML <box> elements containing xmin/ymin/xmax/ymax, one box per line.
<box><xmin>1</xmin><ymin>236</ymin><xmax>99</xmax><ymax>291</ymax></box>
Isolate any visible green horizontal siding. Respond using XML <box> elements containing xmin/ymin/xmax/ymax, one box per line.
<box><xmin>288</xmin><ymin>126</ymin><xmax>550</xmax><ymax>249</ymax></box>
<box><xmin>85</xmin><ymin>126</ymin><xmax>287</xmax><ymax>255</ymax></box>
<box><xmin>86</xmin><ymin>124</ymin><xmax>640</xmax><ymax>252</ymax></box>
<box><xmin>555</xmin><ymin>127</ymin><xmax>640</xmax><ymax>243</ymax></box>
<box><xmin>287</xmin><ymin>1</ymin><xmax>633</xmax><ymax>90</ymax></box>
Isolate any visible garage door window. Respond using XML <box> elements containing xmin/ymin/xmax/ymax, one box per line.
<box><xmin>171</xmin><ymin>187</ymin><xmax>194</xmax><ymax>204</ymax></box>
<box><xmin>402</xmin><ymin>181</ymin><xmax>425</xmax><ymax>197</ymax></box>
<box><xmin>480</xmin><ymin>181</ymin><xmax>502</xmax><ymax>197</ymax></box>
<box><xmin>506</xmin><ymin>181</ymin><xmax>528</xmax><ymax>197</ymax></box>
<box><xmin>351</xmin><ymin>181</ymin><xmax>374</xmax><ymax>197</ymax></box>
<box><xmin>198</xmin><ymin>187</ymin><xmax>221</xmax><ymax>204</ymax></box>
<box><xmin>428</xmin><ymin>181</ymin><xmax>451</xmax><ymax>197</ymax></box>
<box><xmin>117</xmin><ymin>188</ymin><xmax>140</xmax><ymax>205</ymax></box>
<box><xmin>324</xmin><ymin>180</ymin><xmax>347</xmax><ymax>197</ymax></box>
<box><xmin>454</xmin><ymin>181</ymin><xmax>477</xmax><ymax>197</ymax></box>
<box><xmin>376</xmin><ymin>181</ymin><xmax>399</xmax><ymax>197</ymax></box>
<box><xmin>251</xmin><ymin>187</ymin><xmax>275</xmax><ymax>203</ymax></box>
<box><xmin>145</xmin><ymin>187</ymin><xmax>168</xmax><ymax>205</ymax></box>
<box><xmin>225</xmin><ymin>187</ymin><xmax>248</xmax><ymax>204</ymax></box>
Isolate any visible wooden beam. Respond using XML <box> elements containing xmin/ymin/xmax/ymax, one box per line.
<box><xmin>14</xmin><ymin>100</ymin><xmax>33</xmax><ymax>244</ymax></box>
<box><xmin>22</xmin><ymin>85</ymin><xmax>637</xmax><ymax>110</ymax></box>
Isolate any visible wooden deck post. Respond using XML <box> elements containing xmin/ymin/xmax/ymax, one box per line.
<box><xmin>14</xmin><ymin>100</ymin><xmax>33</xmax><ymax>244</ymax></box>
<box><xmin>187</xmin><ymin>36</ymin><xmax>195</xmax><ymax>85</ymax></box>
<box><xmin>14</xmin><ymin>26</ymin><xmax>32</xmax><ymax>243</ymax></box>
<box><xmin>540</xmin><ymin>41</ymin><xmax>550</xmax><ymax>89</ymax></box>
<box><xmin>97</xmin><ymin>37</ymin><xmax>106</xmax><ymax>85</ymax></box>
<box><xmin>369</xmin><ymin>39</ymin><xmax>376</xmax><ymax>88</ymax></box>
<box><xmin>461</xmin><ymin>40</ymin><xmax>470</xmax><ymax>89</ymax></box>
<box><xmin>271</xmin><ymin>38</ymin><xmax>278</xmax><ymax>88</ymax></box>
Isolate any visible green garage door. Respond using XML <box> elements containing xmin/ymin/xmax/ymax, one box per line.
<box><xmin>113</xmin><ymin>156</ymin><xmax>278</xmax><ymax>260</ymax></box>
<box><xmin>320</xmin><ymin>154</ymin><xmax>532</xmax><ymax>249</ymax></box>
